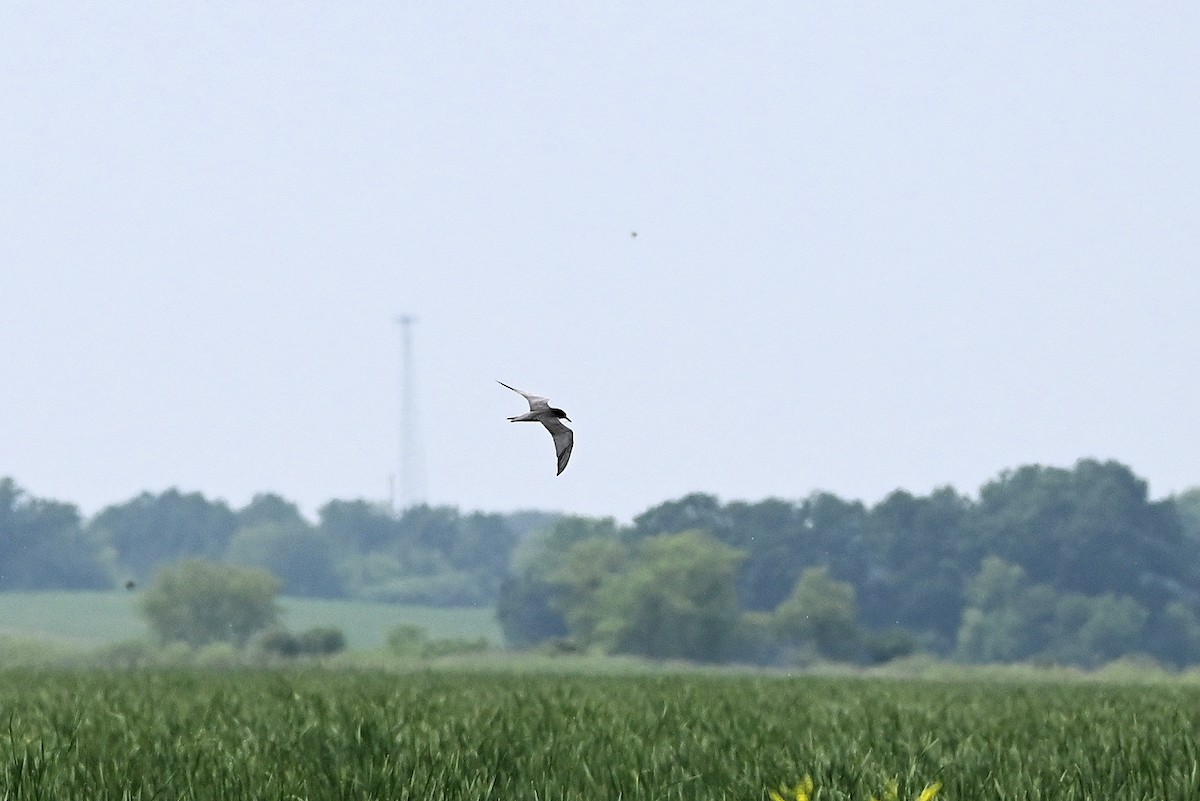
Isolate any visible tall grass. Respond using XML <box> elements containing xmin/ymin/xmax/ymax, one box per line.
<box><xmin>1</xmin><ymin>669</ymin><xmax>1198</xmax><ymax>799</ymax></box>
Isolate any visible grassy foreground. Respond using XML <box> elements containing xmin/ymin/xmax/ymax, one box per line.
<box><xmin>2</xmin><ymin>669</ymin><xmax>1199</xmax><ymax>800</ymax></box>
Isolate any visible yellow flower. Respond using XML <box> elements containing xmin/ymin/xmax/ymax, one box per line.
<box><xmin>768</xmin><ymin>773</ymin><xmax>939</xmax><ymax>801</ymax></box>
<box><xmin>916</xmin><ymin>781</ymin><xmax>942</xmax><ymax>801</ymax></box>
<box><xmin>769</xmin><ymin>774</ymin><xmax>814</xmax><ymax>801</ymax></box>
<box><xmin>868</xmin><ymin>777</ymin><xmax>940</xmax><ymax>801</ymax></box>
<box><xmin>868</xmin><ymin>777</ymin><xmax>899</xmax><ymax>801</ymax></box>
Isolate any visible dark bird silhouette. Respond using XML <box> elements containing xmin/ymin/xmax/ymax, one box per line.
<box><xmin>498</xmin><ymin>381</ymin><xmax>573</xmax><ymax>475</ymax></box>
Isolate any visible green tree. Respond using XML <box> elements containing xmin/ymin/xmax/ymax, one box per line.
<box><xmin>296</xmin><ymin>626</ymin><xmax>346</xmax><ymax>655</ymax></box>
<box><xmin>499</xmin><ymin>510</ymin><xmax>561</xmax><ymax>540</ymax></box>
<box><xmin>1152</xmin><ymin>601</ymin><xmax>1200</xmax><ymax>665</ymax></box>
<box><xmin>398</xmin><ymin>504</ymin><xmax>463</xmax><ymax>549</ymax></box>
<box><xmin>497</xmin><ymin>516</ymin><xmax>621</xmax><ymax>646</ymax></box>
<box><xmin>140</xmin><ymin>559</ymin><xmax>281</xmax><ymax>647</ymax></box>
<box><xmin>972</xmin><ymin>460</ymin><xmax>1185</xmax><ymax>605</ymax></box>
<box><xmin>256</xmin><ymin>628</ymin><xmax>301</xmax><ymax>657</ymax></box>
<box><xmin>319</xmin><ymin>501</ymin><xmax>520</xmax><ymax>605</ymax></box>
<box><xmin>550</xmin><ymin>537</ymin><xmax>630</xmax><ymax>646</ymax></box>
<box><xmin>632</xmin><ymin>493</ymin><xmax>869</xmax><ymax>614</ymax></box>
<box><xmin>1174</xmin><ymin>488</ymin><xmax>1200</xmax><ymax>534</ymax></box>
<box><xmin>0</xmin><ymin>478</ymin><xmax>112</xmax><ymax>590</ymax></box>
<box><xmin>386</xmin><ymin>624</ymin><xmax>430</xmax><ymax>657</ymax></box>
<box><xmin>255</xmin><ymin>626</ymin><xmax>346</xmax><ymax>658</ymax></box>
<box><xmin>956</xmin><ymin>606</ymin><xmax>1027</xmax><ymax>662</ymax></box>
<box><xmin>226</xmin><ymin>523</ymin><xmax>344</xmax><ymax>598</ymax></box>
<box><xmin>594</xmin><ymin>530</ymin><xmax>744</xmax><ymax>663</ymax></box>
<box><xmin>965</xmin><ymin>555</ymin><xmax>1029</xmax><ymax>610</ymax></box>
<box><xmin>1074</xmin><ymin>594</ymin><xmax>1148</xmax><ymax>665</ymax></box>
<box><xmin>396</xmin><ymin>505</ymin><xmax>519</xmax><ymax>596</ymax></box>
<box><xmin>1173</xmin><ymin>488</ymin><xmax>1200</xmax><ymax>592</ymax></box>
<box><xmin>774</xmin><ymin>566</ymin><xmax>861</xmax><ymax>661</ymax></box>
<box><xmin>317</xmin><ymin>499</ymin><xmax>398</xmax><ymax>553</ymax></box>
<box><xmin>720</xmin><ymin>497</ymin><xmax>818</xmax><ymax>612</ymax></box>
<box><xmin>495</xmin><ymin>574</ymin><xmax>569</xmax><ymax>646</ymax></box>
<box><xmin>447</xmin><ymin>511</ymin><xmax>519</xmax><ymax>584</ymax></box>
<box><xmin>863</xmin><ymin>487</ymin><xmax>972</xmax><ymax>643</ymax></box>
<box><xmin>237</xmin><ymin>492</ymin><xmax>309</xmax><ymax>530</ymax></box>
<box><xmin>797</xmin><ymin>492</ymin><xmax>871</xmax><ymax>587</ymax></box>
<box><xmin>630</xmin><ymin>493</ymin><xmax>728</xmax><ymax>542</ymax></box>
<box><xmin>89</xmin><ymin>489</ymin><xmax>237</xmax><ymax>580</ymax></box>
<box><xmin>955</xmin><ymin>557</ymin><xmax>1035</xmax><ymax>662</ymax></box>
<box><xmin>956</xmin><ymin>557</ymin><xmax>1151</xmax><ymax>666</ymax></box>
<box><xmin>511</xmin><ymin>515</ymin><xmax>622</xmax><ymax>574</ymax></box>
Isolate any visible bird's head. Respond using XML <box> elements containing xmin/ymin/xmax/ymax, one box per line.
<box><xmin>551</xmin><ymin>407</ymin><xmax>571</xmax><ymax>422</ymax></box>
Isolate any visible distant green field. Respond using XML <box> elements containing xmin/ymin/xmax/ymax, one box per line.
<box><xmin>279</xmin><ymin>597</ymin><xmax>501</xmax><ymax>648</ymax></box>
<box><xmin>2</xmin><ymin>669</ymin><xmax>1198</xmax><ymax>799</ymax></box>
<box><xmin>0</xmin><ymin>591</ymin><xmax>499</xmax><ymax>649</ymax></box>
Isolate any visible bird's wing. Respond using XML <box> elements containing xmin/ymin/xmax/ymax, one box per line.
<box><xmin>540</xmin><ymin>417</ymin><xmax>574</xmax><ymax>475</ymax></box>
<box><xmin>498</xmin><ymin>380</ymin><xmax>551</xmax><ymax>411</ymax></box>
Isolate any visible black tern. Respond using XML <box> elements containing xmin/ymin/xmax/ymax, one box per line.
<box><xmin>498</xmin><ymin>381</ymin><xmax>573</xmax><ymax>475</ymax></box>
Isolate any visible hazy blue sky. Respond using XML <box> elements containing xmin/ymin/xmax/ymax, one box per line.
<box><xmin>3</xmin><ymin>2</ymin><xmax>1197</xmax><ymax>521</ymax></box>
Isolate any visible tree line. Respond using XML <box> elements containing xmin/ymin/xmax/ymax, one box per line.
<box><xmin>0</xmin><ymin>477</ymin><xmax>550</xmax><ymax>605</ymax></box>
<box><xmin>500</xmin><ymin>461</ymin><xmax>1200</xmax><ymax>667</ymax></box>
<box><xmin>3</xmin><ymin>459</ymin><xmax>1200</xmax><ymax>666</ymax></box>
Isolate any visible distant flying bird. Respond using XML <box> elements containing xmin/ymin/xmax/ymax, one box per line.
<box><xmin>498</xmin><ymin>381</ymin><xmax>573</xmax><ymax>475</ymax></box>
<box><xmin>124</xmin><ymin>579</ymin><xmax>136</xmax><ymax>590</ymax></box>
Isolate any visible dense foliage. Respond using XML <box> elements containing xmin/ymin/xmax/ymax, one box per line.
<box><xmin>3</xmin><ymin>457</ymin><xmax>1200</xmax><ymax>666</ymax></box>
<box><xmin>498</xmin><ymin>460</ymin><xmax>1200</xmax><ymax>667</ymax></box>
<box><xmin>16</xmin><ymin>485</ymin><xmax>533</xmax><ymax>605</ymax></box>
<box><xmin>140</xmin><ymin>559</ymin><xmax>282</xmax><ymax>647</ymax></box>
<box><xmin>0</xmin><ymin>478</ymin><xmax>112</xmax><ymax>590</ymax></box>
<box><xmin>2</xmin><ymin>669</ymin><xmax>1199</xmax><ymax>800</ymax></box>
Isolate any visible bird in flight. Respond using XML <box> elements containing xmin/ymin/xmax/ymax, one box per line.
<box><xmin>498</xmin><ymin>381</ymin><xmax>573</xmax><ymax>475</ymax></box>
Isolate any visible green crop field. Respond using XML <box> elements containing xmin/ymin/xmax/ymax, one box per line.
<box><xmin>2</xmin><ymin>668</ymin><xmax>1198</xmax><ymax>800</ymax></box>
<box><xmin>0</xmin><ymin>591</ymin><xmax>500</xmax><ymax>649</ymax></box>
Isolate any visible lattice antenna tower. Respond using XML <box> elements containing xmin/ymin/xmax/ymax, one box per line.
<box><xmin>395</xmin><ymin>314</ymin><xmax>425</xmax><ymax>511</ymax></box>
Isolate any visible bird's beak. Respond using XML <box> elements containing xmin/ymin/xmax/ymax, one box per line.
<box><xmin>564</xmin><ymin>416</ymin><xmax>572</xmax><ymax>422</ymax></box>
